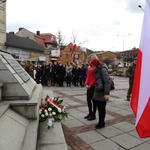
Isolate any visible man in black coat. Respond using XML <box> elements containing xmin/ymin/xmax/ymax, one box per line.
<box><xmin>52</xmin><ymin>61</ymin><xmax>58</xmax><ymax>86</ymax></box>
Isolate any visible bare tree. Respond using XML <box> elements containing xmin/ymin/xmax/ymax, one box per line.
<box><xmin>71</xmin><ymin>30</ymin><xmax>87</xmax><ymax>47</ymax></box>
<box><xmin>56</xmin><ymin>28</ymin><xmax>65</xmax><ymax>49</ymax></box>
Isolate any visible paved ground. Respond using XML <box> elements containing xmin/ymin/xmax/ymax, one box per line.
<box><xmin>42</xmin><ymin>76</ymin><xmax>150</xmax><ymax>150</ymax></box>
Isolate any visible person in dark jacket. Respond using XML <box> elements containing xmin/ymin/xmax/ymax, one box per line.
<box><xmin>72</xmin><ymin>64</ymin><xmax>80</xmax><ymax>87</ymax></box>
<box><xmin>65</xmin><ymin>62</ymin><xmax>73</xmax><ymax>87</ymax></box>
<box><xmin>126</xmin><ymin>57</ymin><xmax>137</xmax><ymax>101</ymax></box>
<box><xmin>36</xmin><ymin>63</ymin><xmax>42</xmax><ymax>84</ymax></box>
<box><xmin>41</xmin><ymin>61</ymin><xmax>47</xmax><ymax>86</ymax></box>
<box><xmin>79</xmin><ymin>64</ymin><xmax>87</xmax><ymax>87</ymax></box>
<box><xmin>52</xmin><ymin>61</ymin><xmax>58</xmax><ymax>86</ymax></box>
<box><xmin>57</xmin><ymin>62</ymin><xmax>65</xmax><ymax>87</ymax></box>
<box><xmin>90</xmin><ymin>58</ymin><xmax>110</xmax><ymax>129</ymax></box>
<box><xmin>46</xmin><ymin>62</ymin><xmax>53</xmax><ymax>87</ymax></box>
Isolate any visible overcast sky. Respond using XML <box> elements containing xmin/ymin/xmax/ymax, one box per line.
<box><xmin>6</xmin><ymin>0</ymin><xmax>145</xmax><ymax>51</ymax></box>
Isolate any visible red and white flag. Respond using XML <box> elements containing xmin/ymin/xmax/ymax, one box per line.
<box><xmin>131</xmin><ymin>0</ymin><xmax>150</xmax><ymax>138</ymax></box>
<box><xmin>47</xmin><ymin>98</ymin><xmax>62</xmax><ymax>112</ymax></box>
<box><xmin>72</xmin><ymin>43</ymin><xmax>77</xmax><ymax>58</ymax></box>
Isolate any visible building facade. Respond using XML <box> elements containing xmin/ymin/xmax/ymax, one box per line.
<box><xmin>5</xmin><ymin>33</ymin><xmax>44</xmax><ymax>63</ymax></box>
<box><xmin>96</xmin><ymin>51</ymin><xmax>118</xmax><ymax>61</ymax></box>
<box><xmin>0</xmin><ymin>1</ymin><xmax>6</xmax><ymax>50</ymax></box>
<box><xmin>16</xmin><ymin>28</ymin><xmax>58</xmax><ymax>62</ymax></box>
<box><xmin>60</xmin><ymin>43</ymin><xmax>87</xmax><ymax>65</ymax></box>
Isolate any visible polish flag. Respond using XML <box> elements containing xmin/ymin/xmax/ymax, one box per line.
<box><xmin>72</xmin><ymin>43</ymin><xmax>77</xmax><ymax>58</ymax></box>
<box><xmin>131</xmin><ymin>0</ymin><xmax>150</xmax><ymax>138</ymax></box>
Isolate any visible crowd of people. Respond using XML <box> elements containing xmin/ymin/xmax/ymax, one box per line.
<box><xmin>21</xmin><ymin>60</ymin><xmax>88</xmax><ymax>87</ymax></box>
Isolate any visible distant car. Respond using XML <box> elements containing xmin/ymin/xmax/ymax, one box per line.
<box><xmin>115</xmin><ymin>68</ymin><xmax>127</xmax><ymax>76</ymax></box>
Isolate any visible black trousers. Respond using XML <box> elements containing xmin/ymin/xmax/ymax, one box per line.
<box><xmin>66</xmin><ymin>75</ymin><xmax>72</xmax><ymax>86</ymax></box>
<box><xmin>87</xmin><ymin>86</ymin><xmax>95</xmax><ymax>115</ymax></box>
<box><xmin>93</xmin><ymin>100</ymin><xmax>106</xmax><ymax>126</ymax></box>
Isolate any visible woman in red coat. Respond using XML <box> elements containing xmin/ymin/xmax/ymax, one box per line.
<box><xmin>84</xmin><ymin>54</ymin><xmax>98</xmax><ymax>120</ymax></box>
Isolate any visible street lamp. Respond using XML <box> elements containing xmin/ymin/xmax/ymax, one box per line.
<box><xmin>138</xmin><ymin>5</ymin><xmax>144</xmax><ymax>12</ymax></box>
<box><xmin>117</xmin><ymin>34</ymin><xmax>131</xmax><ymax>51</ymax></box>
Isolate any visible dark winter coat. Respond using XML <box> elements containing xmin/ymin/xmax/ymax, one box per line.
<box><xmin>93</xmin><ymin>63</ymin><xmax>110</xmax><ymax>101</ymax></box>
<box><xmin>41</xmin><ymin>64</ymin><xmax>46</xmax><ymax>76</ymax></box>
<box><xmin>46</xmin><ymin>65</ymin><xmax>53</xmax><ymax>78</ymax></box>
<box><xmin>79</xmin><ymin>67</ymin><xmax>87</xmax><ymax>80</ymax></box>
<box><xmin>52</xmin><ymin>64</ymin><xmax>58</xmax><ymax>77</ymax></box>
<box><xmin>72</xmin><ymin>67</ymin><xmax>80</xmax><ymax>78</ymax></box>
<box><xmin>57</xmin><ymin>66</ymin><xmax>65</xmax><ymax>80</ymax></box>
<box><xmin>36</xmin><ymin>66</ymin><xmax>42</xmax><ymax>78</ymax></box>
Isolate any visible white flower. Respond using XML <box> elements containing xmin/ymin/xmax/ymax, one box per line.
<box><xmin>39</xmin><ymin>110</ymin><xmax>42</xmax><ymax>114</ymax></box>
<box><xmin>58</xmin><ymin>108</ymin><xmax>62</xmax><ymax>113</ymax></box>
<box><xmin>44</xmin><ymin>109</ymin><xmax>48</xmax><ymax>113</ymax></box>
<box><xmin>41</xmin><ymin>114</ymin><xmax>45</xmax><ymax>118</ymax></box>
<box><xmin>48</xmin><ymin>107</ymin><xmax>52</xmax><ymax>111</ymax></box>
<box><xmin>52</xmin><ymin>111</ymin><xmax>56</xmax><ymax>115</ymax></box>
<box><xmin>45</xmin><ymin>112</ymin><xmax>48</xmax><ymax>116</ymax></box>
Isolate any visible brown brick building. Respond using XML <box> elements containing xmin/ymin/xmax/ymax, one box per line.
<box><xmin>60</xmin><ymin>43</ymin><xmax>87</xmax><ymax>65</ymax></box>
<box><xmin>96</xmin><ymin>51</ymin><xmax>118</xmax><ymax>61</ymax></box>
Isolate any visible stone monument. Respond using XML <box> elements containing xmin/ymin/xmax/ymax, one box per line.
<box><xmin>0</xmin><ymin>50</ymin><xmax>42</xmax><ymax>150</ymax></box>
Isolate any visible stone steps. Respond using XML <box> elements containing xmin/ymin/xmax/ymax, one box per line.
<box><xmin>21</xmin><ymin>120</ymin><xmax>39</xmax><ymax>150</ymax></box>
<box><xmin>0</xmin><ymin>84</ymin><xmax>42</xmax><ymax>150</ymax></box>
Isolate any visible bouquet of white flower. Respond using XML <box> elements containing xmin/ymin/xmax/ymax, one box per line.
<box><xmin>39</xmin><ymin>95</ymin><xmax>68</xmax><ymax>122</ymax></box>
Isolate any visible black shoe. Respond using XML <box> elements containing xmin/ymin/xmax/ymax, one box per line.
<box><xmin>95</xmin><ymin>123</ymin><xmax>105</xmax><ymax>129</ymax></box>
<box><xmin>84</xmin><ymin>114</ymin><xmax>90</xmax><ymax>119</ymax></box>
<box><xmin>87</xmin><ymin>116</ymin><xmax>96</xmax><ymax>121</ymax></box>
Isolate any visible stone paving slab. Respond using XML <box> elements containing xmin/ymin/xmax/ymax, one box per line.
<box><xmin>110</xmin><ymin>133</ymin><xmax>144</xmax><ymax>149</ymax></box>
<box><xmin>90</xmin><ymin>139</ymin><xmax>125</xmax><ymax>150</ymax></box>
<box><xmin>115</xmin><ymin>109</ymin><xmax>133</xmax><ymax>116</ymax></box>
<box><xmin>128</xmin><ymin>130</ymin><xmax>150</xmax><ymax>142</ymax></box>
<box><xmin>112</xmin><ymin>122</ymin><xmax>135</xmax><ymax>132</ymax></box>
<box><xmin>130</xmin><ymin>143</ymin><xmax>150</xmax><ymax>150</ymax></box>
<box><xmin>97</xmin><ymin>126</ymin><xmax>124</xmax><ymax>138</ymax></box>
<box><xmin>77</xmin><ymin>130</ymin><xmax>106</xmax><ymax>144</ymax></box>
<box><xmin>62</xmin><ymin>119</ymin><xmax>85</xmax><ymax>128</ymax></box>
<box><xmin>63</xmin><ymin>98</ymin><xmax>81</xmax><ymax>106</ymax></box>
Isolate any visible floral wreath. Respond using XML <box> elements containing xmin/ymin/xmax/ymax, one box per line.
<box><xmin>39</xmin><ymin>95</ymin><xmax>68</xmax><ymax>122</ymax></box>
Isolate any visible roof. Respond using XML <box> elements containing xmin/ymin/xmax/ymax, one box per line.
<box><xmin>40</xmin><ymin>33</ymin><xmax>57</xmax><ymax>45</ymax></box>
<box><xmin>34</xmin><ymin>34</ymin><xmax>47</xmax><ymax>49</ymax></box>
<box><xmin>5</xmin><ymin>33</ymin><xmax>44</xmax><ymax>52</ymax></box>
